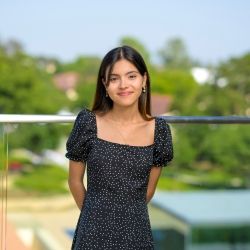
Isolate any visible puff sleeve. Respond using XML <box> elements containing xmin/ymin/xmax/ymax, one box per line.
<box><xmin>65</xmin><ymin>109</ymin><xmax>93</xmax><ymax>163</ymax></box>
<box><xmin>153</xmin><ymin>119</ymin><xmax>174</xmax><ymax>167</ymax></box>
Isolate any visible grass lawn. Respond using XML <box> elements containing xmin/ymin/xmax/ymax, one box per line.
<box><xmin>12</xmin><ymin>164</ymin><xmax>68</xmax><ymax>196</ymax></box>
<box><xmin>158</xmin><ymin>165</ymin><xmax>248</xmax><ymax>191</ymax></box>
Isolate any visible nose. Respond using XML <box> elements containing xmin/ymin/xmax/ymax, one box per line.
<box><xmin>118</xmin><ymin>77</ymin><xmax>127</xmax><ymax>89</ymax></box>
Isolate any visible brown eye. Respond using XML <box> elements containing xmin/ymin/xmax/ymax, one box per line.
<box><xmin>128</xmin><ymin>75</ymin><xmax>137</xmax><ymax>79</ymax></box>
<box><xmin>110</xmin><ymin>77</ymin><xmax>118</xmax><ymax>82</ymax></box>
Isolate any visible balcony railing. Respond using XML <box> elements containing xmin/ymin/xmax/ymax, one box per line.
<box><xmin>1</xmin><ymin>114</ymin><xmax>250</xmax><ymax>124</ymax></box>
<box><xmin>1</xmin><ymin>114</ymin><xmax>250</xmax><ymax>250</ymax></box>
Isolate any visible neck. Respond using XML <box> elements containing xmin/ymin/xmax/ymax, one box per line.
<box><xmin>108</xmin><ymin>105</ymin><xmax>143</xmax><ymax>124</ymax></box>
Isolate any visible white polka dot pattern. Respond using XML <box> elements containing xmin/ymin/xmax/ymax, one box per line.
<box><xmin>65</xmin><ymin>108</ymin><xmax>173</xmax><ymax>249</ymax></box>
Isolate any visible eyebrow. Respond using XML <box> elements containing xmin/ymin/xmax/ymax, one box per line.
<box><xmin>110</xmin><ymin>71</ymin><xmax>139</xmax><ymax>76</ymax></box>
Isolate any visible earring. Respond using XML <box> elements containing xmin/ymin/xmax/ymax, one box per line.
<box><xmin>106</xmin><ymin>91</ymin><xmax>108</xmax><ymax>97</ymax></box>
<box><xmin>142</xmin><ymin>87</ymin><xmax>146</xmax><ymax>93</ymax></box>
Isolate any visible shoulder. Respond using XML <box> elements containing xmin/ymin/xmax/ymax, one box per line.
<box><xmin>155</xmin><ymin>116</ymin><xmax>172</xmax><ymax>139</ymax></box>
<box><xmin>155</xmin><ymin>116</ymin><xmax>170</xmax><ymax>129</ymax></box>
<box><xmin>74</xmin><ymin>108</ymin><xmax>95</xmax><ymax>125</ymax></box>
<box><xmin>76</xmin><ymin>107</ymin><xmax>92</xmax><ymax>118</ymax></box>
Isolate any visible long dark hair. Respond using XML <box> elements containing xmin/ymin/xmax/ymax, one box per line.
<box><xmin>92</xmin><ymin>45</ymin><xmax>152</xmax><ymax>120</ymax></box>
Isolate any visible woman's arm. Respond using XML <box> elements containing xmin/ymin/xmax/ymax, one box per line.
<box><xmin>68</xmin><ymin>160</ymin><xmax>86</xmax><ymax>210</ymax></box>
<box><xmin>146</xmin><ymin>166</ymin><xmax>162</xmax><ymax>204</ymax></box>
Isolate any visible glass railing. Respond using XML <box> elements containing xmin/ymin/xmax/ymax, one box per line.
<box><xmin>0</xmin><ymin>123</ymin><xmax>8</xmax><ymax>250</ymax></box>
<box><xmin>0</xmin><ymin>115</ymin><xmax>75</xmax><ymax>250</ymax></box>
<box><xmin>0</xmin><ymin>114</ymin><xmax>250</xmax><ymax>250</ymax></box>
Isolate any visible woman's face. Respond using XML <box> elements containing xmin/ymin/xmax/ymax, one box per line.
<box><xmin>104</xmin><ymin>59</ymin><xmax>147</xmax><ymax>108</ymax></box>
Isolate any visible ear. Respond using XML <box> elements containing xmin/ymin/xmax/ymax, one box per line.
<box><xmin>142</xmin><ymin>73</ymin><xmax>147</xmax><ymax>88</ymax></box>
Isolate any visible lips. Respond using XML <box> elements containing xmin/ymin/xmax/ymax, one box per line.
<box><xmin>117</xmin><ymin>92</ymin><xmax>133</xmax><ymax>96</ymax></box>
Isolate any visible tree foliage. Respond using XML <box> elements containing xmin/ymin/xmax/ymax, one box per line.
<box><xmin>119</xmin><ymin>36</ymin><xmax>151</xmax><ymax>65</ymax></box>
<box><xmin>172</xmin><ymin>51</ymin><xmax>250</xmax><ymax>176</ymax></box>
<box><xmin>159</xmin><ymin>37</ymin><xmax>192</xmax><ymax>70</ymax></box>
<box><xmin>0</xmin><ymin>40</ymin><xmax>67</xmax><ymax>152</ymax></box>
<box><xmin>57</xmin><ymin>56</ymin><xmax>100</xmax><ymax>80</ymax></box>
<box><xmin>0</xmin><ymin>44</ymin><xmax>66</xmax><ymax>114</ymax></box>
<box><xmin>218</xmin><ymin>53</ymin><xmax>250</xmax><ymax>96</ymax></box>
<box><xmin>151</xmin><ymin>69</ymin><xmax>198</xmax><ymax>114</ymax></box>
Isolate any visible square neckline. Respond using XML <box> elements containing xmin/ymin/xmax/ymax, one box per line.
<box><xmin>89</xmin><ymin>109</ymin><xmax>157</xmax><ymax>148</ymax></box>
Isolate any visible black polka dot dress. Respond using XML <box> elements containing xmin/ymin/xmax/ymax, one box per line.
<box><xmin>65</xmin><ymin>108</ymin><xmax>173</xmax><ymax>250</ymax></box>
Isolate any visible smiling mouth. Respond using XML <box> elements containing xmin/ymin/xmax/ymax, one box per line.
<box><xmin>117</xmin><ymin>92</ymin><xmax>133</xmax><ymax>96</ymax></box>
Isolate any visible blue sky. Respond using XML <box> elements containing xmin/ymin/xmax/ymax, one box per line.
<box><xmin>1</xmin><ymin>0</ymin><xmax>250</xmax><ymax>64</ymax></box>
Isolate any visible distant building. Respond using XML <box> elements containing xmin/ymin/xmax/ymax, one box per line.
<box><xmin>151</xmin><ymin>94</ymin><xmax>172</xmax><ymax>116</ymax></box>
<box><xmin>53</xmin><ymin>72</ymin><xmax>80</xmax><ymax>92</ymax></box>
<box><xmin>151</xmin><ymin>190</ymin><xmax>250</xmax><ymax>250</ymax></box>
<box><xmin>53</xmin><ymin>72</ymin><xmax>80</xmax><ymax>101</ymax></box>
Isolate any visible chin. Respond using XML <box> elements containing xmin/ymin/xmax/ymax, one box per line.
<box><xmin>114</xmin><ymin>99</ymin><xmax>138</xmax><ymax>108</ymax></box>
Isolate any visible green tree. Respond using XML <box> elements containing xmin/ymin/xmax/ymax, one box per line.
<box><xmin>119</xmin><ymin>36</ymin><xmax>151</xmax><ymax>65</ymax></box>
<box><xmin>218</xmin><ymin>53</ymin><xmax>250</xmax><ymax>95</ymax></box>
<box><xmin>199</xmin><ymin>125</ymin><xmax>250</xmax><ymax>173</ymax></box>
<box><xmin>70</xmin><ymin>83</ymin><xmax>96</xmax><ymax>112</ymax></box>
<box><xmin>0</xmin><ymin>49</ymin><xmax>66</xmax><ymax>114</ymax></box>
<box><xmin>57</xmin><ymin>56</ymin><xmax>101</xmax><ymax>112</ymax></box>
<box><xmin>8</xmin><ymin>123</ymin><xmax>63</xmax><ymax>153</ymax></box>
<box><xmin>159</xmin><ymin>37</ymin><xmax>192</xmax><ymax>70</ymax></box>
<box><xmin>0</xmin><ymin>40</ymin><xmax>68</xmax><ymax>152</ymax></box>
<box><xmin>216</xmin><ymin>53</ymin><xmax>250</xmax><ymax>115</ymax></box>
<box><xmin>173</xmin><ymin>126</ymin><xmax>198</xmax><ymax>168</ymax></box>
<box><xmin>188</xmin><ymin>84</ymin><xmax>246</xmax><ymax>116</ymax></box>
<box><xmin>57</xmin><ymin>56</ymin><xmax>100</xmax><ymax>80</ymax></box>
<box><xmin>151</xmin><ymin>69</ymin><xmax>198</xmax><ymax>114</ymax></box>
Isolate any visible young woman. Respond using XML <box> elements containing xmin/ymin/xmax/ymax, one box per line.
<box><xmin>65</xmin><ymin>45</ymin><xmax>173</xmax><ymax>250</ymax></box>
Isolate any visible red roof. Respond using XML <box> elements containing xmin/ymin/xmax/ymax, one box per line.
<box><xmin>53</xmin><ymin>72</ymin><xmax>80</xmax><ymax>91</ymax></box>
<box><xmin>151</xmin><ymin>94</ymin><xmax>172</xmax><ymax>116</ymax></box>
